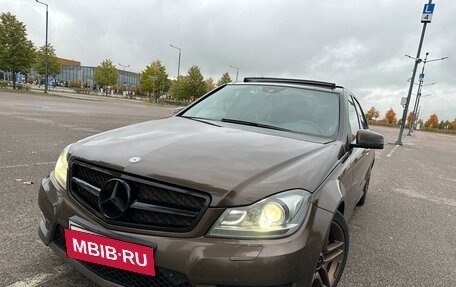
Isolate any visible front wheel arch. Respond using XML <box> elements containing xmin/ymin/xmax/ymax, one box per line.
<box><xmin>336</xmin><ymin>201</ymin><xmax>345</xmax><ymax>215</ymax></box>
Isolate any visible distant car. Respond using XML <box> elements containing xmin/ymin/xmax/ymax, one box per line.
<box><xmin>38</xmin><ymin>77</ymin><xmax>383</xmax><ymax>287</ymax></box>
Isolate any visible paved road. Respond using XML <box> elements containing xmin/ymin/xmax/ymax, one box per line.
<box><xmin>340</xmin><ymin>126</ymin><xmax>456</xmax><ymax>287</ymax></box>
<box><xmin>0</xmin><ymin>91</ymin><xmax>455</xmax><ymax>287</ymax></box>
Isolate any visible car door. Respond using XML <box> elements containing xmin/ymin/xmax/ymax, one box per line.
<box><xmin>348</xmin><ymin>95</ymin><xmax>373</xmax><ymax>205</ymax></box>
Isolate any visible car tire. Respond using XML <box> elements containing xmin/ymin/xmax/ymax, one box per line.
<box><xmin>356</xmin><ymin>174</ymin><xmax>371</xmax><ymax>206</ymax></box>
<box><xmin>312</xmin><ymin>211</ymin><xmax>349</xmax><ymax>287</ymax></box>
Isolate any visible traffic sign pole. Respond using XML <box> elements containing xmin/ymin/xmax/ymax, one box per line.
<box><xmin>395</xmin><ymin>0</ymin><xmax>434</xmax><ymax>145</ymax></box>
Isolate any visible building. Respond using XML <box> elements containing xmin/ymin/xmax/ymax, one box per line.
<box><xmin>28</xmin><ymin>57</ymin><xmax>139</xmax><ymax>89</ymax></box>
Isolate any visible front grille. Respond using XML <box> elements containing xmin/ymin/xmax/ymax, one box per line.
<box><xmin>218</xmin><ymin>285</ymin><xmax>293</xmax><ymax>287</ymax></box>
<box><xmin>83</xmin><ymin>262</ymin><xmax>190</xmax><ymax>287</ymax></box>
<box><xmin>69</xmin><ymin>161</ymin><xmax>210</xmax><ymax>232</ymax></box>
<box><xmin>53</xmin><ymin>226</ymin><xmax>191</xmax><ymax>287</ymax></box>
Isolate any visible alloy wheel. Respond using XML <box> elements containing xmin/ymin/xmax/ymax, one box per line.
<box><xmin>312</xmin><ymin>215</ymin><xmax>347</xmax><ymax>287</ymax></box>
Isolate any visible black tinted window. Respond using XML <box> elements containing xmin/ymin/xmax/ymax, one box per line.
<box><xmin>348</xmin><ymin>97</ymin><xmax>360</xmax><ymax>140</ymax></box>
<box><xmin>352</xmin><ymin>96</ymin><xmax>368</xmax><ymax>129</ymax></box>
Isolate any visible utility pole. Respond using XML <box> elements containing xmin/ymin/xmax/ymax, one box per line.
<box><xmin>408</xmin><ymin>52</ymin><xmax>428</xmax><ymax>135</ymax></box>
<box><xmin>407</xmin><ymin>53</ymin><xmax>448</xmax><ymax>135</ymax></box>
<box><xmin>395</xmin><ymin>0</ymin><xmax>435</xmax><ymax>145</ymax></box>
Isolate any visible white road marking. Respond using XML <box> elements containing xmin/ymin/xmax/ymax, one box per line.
<box><xmin>438</xmin><ymin>175</ymin><xmax>456</xmax><ymax>183</ymax></box>
<box><xmin>393</xmin><ymin>188</ymin><xmax>456</xmax><ymax>208</ymax></box>
<box><xmin>17</xmin><ymin>116</ymin><xmax>55</xmax><ymax>124</ymax></box>
<box><xmin>0</xmin><ymin>162</ymin><xmax>55</xmax><ymax>169</ymax></box>
<box><xmin>386</xmin><ymin>145</ymin><xmax>400</xmax><ymax>158</ymax></box>
<box><xmin>5</xmin><ymin>273</ymin><xmax>51</xmax><ymax>287</ymax></box>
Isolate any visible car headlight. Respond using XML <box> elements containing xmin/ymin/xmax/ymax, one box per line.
<box><xmin>54</xmin><ymin>144</ymin><xmax>71</xmax><ymax>190</ymax></box>
<box><xmin>208</xmin><ymin>189</ymin><xmax>311</xmax><ymax>239</ymax></box>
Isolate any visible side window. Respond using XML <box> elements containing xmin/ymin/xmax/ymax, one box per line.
<box><xmin>353</xmin><ymin>96</ymin><xmax>368</xmax><ymax>129</ymax></box>
<box><xmin>347</xmin><ymin>96</ymin><xmax>360</xmax><ymax>140</ymax></box>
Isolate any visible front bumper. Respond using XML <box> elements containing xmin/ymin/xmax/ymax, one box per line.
<box><xmin>38</xmin><ymin>175</ymin><xmax>334</xmax><ymax>287</ymax></box>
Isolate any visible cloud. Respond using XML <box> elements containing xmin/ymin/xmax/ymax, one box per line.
<box><xmin>3</xmin><ymin>0</ymin><xmax>455</xmax><ymax>120</ymax></box>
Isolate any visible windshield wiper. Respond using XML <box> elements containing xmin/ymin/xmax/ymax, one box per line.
<box><xmin>220</xmin><ymin>118</ymin><xmax>293</xmax><ymax>133</ymax></box>
<box><xmin>180</xmin><ymin>116</ymin><xmax>221</xmax><ymax>127</ymax></box>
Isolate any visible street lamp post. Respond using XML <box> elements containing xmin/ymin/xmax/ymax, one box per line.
<box><xmin>169</xmin><ymin>44</ymin><xmax>181</xmax><ymax>100</ymax></box>
<box><xmin>414</xmin><ymin>95</ymin><xmax>431</xmax><ymax>130</ymax></box>
<box><xmin>228</xmin><ymin>65</ymin><xmax>239</xmax><ymax>82</ymax></box>
<box><xmin>150</xmin><ymin>75</ymin><xmax>157</xmax><ymax>102</ymax></box>
<box><xmin>406</xmin><ymin>52</ymin><xmax>447</xmax><ymax>135</ymax></box>
<box><xmin>35</xmin><ymin>0</ymin><xmax>48</xmax><ymax>93</ymax></box>
<box><xmin>118</xmin><ymin>63</ymin><xmax>130</xmax><ymax>71</ymax></box>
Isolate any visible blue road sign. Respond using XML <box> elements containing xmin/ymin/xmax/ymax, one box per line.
<box><xmin>421</xmin><ymin>3</ymin><xmax>435</xmax><ymax>23</ymax></box>
<box><xmin>423</xmin><ymin>4</ymin><xmax>435</xmax><ymax>14</ymax></box>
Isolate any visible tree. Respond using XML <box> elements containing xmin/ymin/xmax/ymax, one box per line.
<box><xmin>0</xmin><ymin>12</ymin><xmax>36</xmax><ymax>89</ymax></box>
<box><xmin>384</xmin><ymin>108</ymin><xmax>397</xmax><ymax>124</ymax></box>
<box><xmin>425</xmin><ymin>114</ymin><xmax>439</xmax><ymax>128</ymax></box>
<box><xmin>93</xmin><ymin>59</ymin><xmax>119</xmax><ymax>94</ymax></box>
<box><xmin>181</xmin><ymin>65</ymin><xmax>205</xmax><ymax>100</ymax></box>
<box><xmin>204</xmin><ymin>77</ymin><xmax>215</xmax><ymax>93</ymax></box>
<box><xmin>365</xmin><ymin>106</ymin><xmax>380</xmax><ymax>122</ymax></box>
<box><xmin>169</xmin><ymin>78</ymin><xmax>180</xmax><ymax>100</ymax></box>
<box><xmin>34</xmin><ymin>43</ymin><xmax>61</xmax><ymax>80</ymax></box>
<box><xmin>451</xmin><ymin>119</ymin><xmax>456</xmax><ymax>130</ymax></box>
<box><xmin>139</xmin><ymin>60</ymin><xmax>170</xmax><ymax>100</ymax></box>
<box><xmin>217</xmin><ymin>72</ymin><xmax>232</xmax><ymax>86</ymax></box>
<box><xmin>406</xmin><ymin>112</ymin><xmax>416</xmax><ymax>127</ymax></box>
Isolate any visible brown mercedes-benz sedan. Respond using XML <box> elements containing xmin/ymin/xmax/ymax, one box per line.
<box><xmin>38</xmin><ymin>78</ymin><xmax>383</xmax><ymax>287</ymax></box>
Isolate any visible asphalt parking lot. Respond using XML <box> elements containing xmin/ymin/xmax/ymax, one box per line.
<box><xmin>1</xmin><ymin>91</ymin><xmax>455</xmax><ymax>287</ymax></box>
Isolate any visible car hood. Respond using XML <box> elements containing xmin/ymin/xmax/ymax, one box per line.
<box><xmin>70</xmin><ymin>117</ymin><xmax>341</xmax><ymax>206</ymax></box>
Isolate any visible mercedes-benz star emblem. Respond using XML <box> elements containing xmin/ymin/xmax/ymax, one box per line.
<box><xmin>98</xmin><ymin>179</ymin><xmax>131</xmax><ymax>219</ymax></box>
<box><xmin>128</xmin><ymin>156</ymin><xmax>141</xmax><ymax>163</ymax></box>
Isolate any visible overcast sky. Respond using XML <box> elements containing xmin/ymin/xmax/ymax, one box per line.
<box><xmin>3</xmin><ymin>0</ymin><xmax>455</xmax><ymax>121</ymax></box>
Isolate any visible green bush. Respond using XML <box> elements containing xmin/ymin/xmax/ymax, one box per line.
<box><xmin>368</xmin><ymin>121</ymin><xmax>399</xmax><ymax>128</ymax></box>
<box><xmin>0</xmin><ymin>80</ymin><xmax>8</xmax><ymax>89</ymax></box>
<box><xmin>69</xmin><ymin>80</ymin><xmax>82</xmax><ymax>89</ymax></box>
<box><xmin>74</xmin><ymin>88</ymin><xmax>91</xmax><ymax>94</ymax></box>
<box><xmin>157</xmin><ymin>98</ymin><xmax>187</xmax><ymax>106</ymax></box>
<box><xmin>419</xmin><ymin>127</ymin><xmax>456</xmax><ymax>135</ymax></box>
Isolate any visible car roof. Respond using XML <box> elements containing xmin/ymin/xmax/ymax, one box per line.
<box><xmin>244</xmin><ymin>77</ymin><xmax>343</xmax><ymax>90</ymax></box>
<box><xmin>235</xmin><ymin>77</ymin><xmax>345</xmax><ymax>93</ymax></box>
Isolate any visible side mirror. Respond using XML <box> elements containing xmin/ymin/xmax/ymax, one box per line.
<box><xmin>173</xmin><ymin>107</ymin><xmax>186</xmax><ymax>115</ymax></box>
<box><xmin>351</xmin><ymin>130</ymin><xmax>384</xmax><ymax>149</ymax></box>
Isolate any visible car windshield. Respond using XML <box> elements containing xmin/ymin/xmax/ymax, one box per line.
<box><xmin>181</xmin><ymin>84</ymin><xmax>340</xmax><ymax>138</ymax></box>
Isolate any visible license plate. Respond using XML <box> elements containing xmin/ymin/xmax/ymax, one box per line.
<box><xmin>64</xmin><ymin>223</ymin><xmax>155</xmax><ymax>276</ymax></box>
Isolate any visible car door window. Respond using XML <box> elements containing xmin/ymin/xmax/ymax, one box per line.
<box><xmin>348</xmin><ymin>96</ymin><xmax>360</xmax><ymax>140</ymax></box>
<box><xmin>352</xmin><ymin>96</ymin><xmax>368</xmax><ymax>129</ymax></box>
